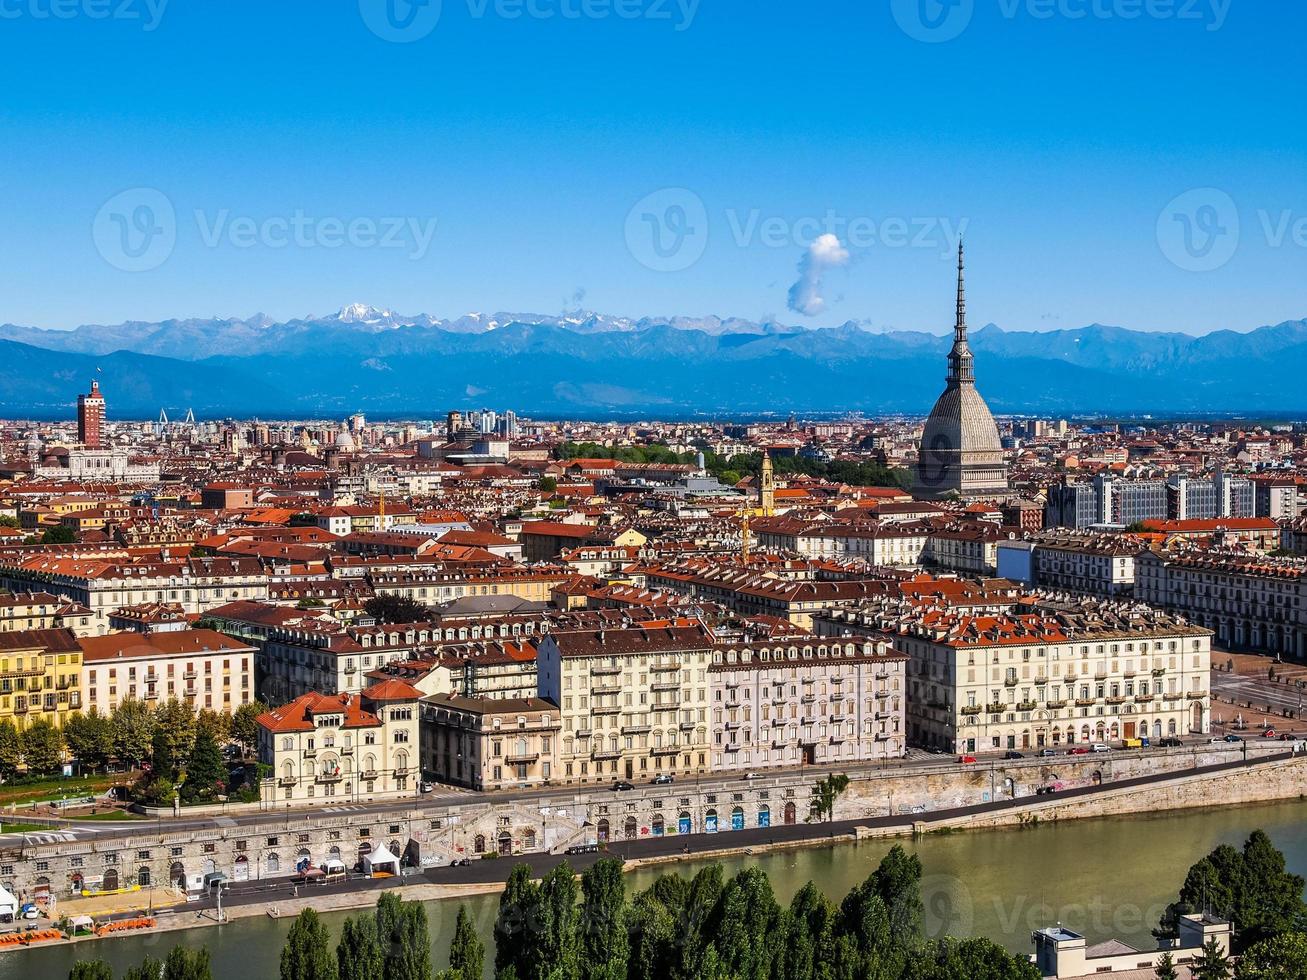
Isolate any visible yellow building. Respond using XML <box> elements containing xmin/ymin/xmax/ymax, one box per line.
<box><xmin>0</xmin><ymin>628</ymin><xmax>83</xmax><ymax>729</ymax></box>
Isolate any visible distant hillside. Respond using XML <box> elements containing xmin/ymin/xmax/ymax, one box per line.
<box><xmin>1</xmin><ymin>307</ymin><xmax>1304</xmax><ymax>417</ymax></box>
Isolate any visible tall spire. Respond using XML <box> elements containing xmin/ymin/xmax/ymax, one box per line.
<box><xmin>947</xmin><ymin>238</ymin><xmax>975</xmax><ymax>386</ymax></box>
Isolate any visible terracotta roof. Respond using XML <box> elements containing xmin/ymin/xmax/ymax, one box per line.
<box><xmin>256</xmin><ymin>691</ymin><xmax>381</xmax><ymax>733</ymax></box>
<box><xmin>79</xmin><ymin>628</ymin><xmax>254</xmax><ymax>662</ymax></box>
<box><xmin>362</xmin><ymin>678</ymin><xmax>423</xmax><ymax>701</ymax></box>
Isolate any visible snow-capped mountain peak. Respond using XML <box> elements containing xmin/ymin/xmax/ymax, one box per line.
<box><xmin>334</xmin><ymin>303</ymin><xmax>396</xmax><ymax>324</ymax></box>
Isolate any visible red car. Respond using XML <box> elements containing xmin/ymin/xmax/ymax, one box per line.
<box><xmin>958</xmin><ymin>754</ymin><xmax>977</xmax><ymax>764</ymax></box>
<box><xmin>1067</xmin><ymin>746</ymin><xmax>1091</xmax><ymax>755</ymax></box>
<box><xmin>1262</xmin><ymin>729</ymin><xmax>1277</xmax><ymax>738</ymax></box>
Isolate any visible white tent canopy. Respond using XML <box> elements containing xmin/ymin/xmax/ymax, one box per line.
<box><xmin>362</xmin><ymin>843</ymin><xmax>399</xmax><ymax>874</ymax></box>
<box><xmin>0</xmin><ymin>886</ymin><xmax>17</xmax><ymax>916</ymax></box>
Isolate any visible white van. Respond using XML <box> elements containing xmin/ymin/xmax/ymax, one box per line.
<box><xmin>1090</xmin><ymin>743</ymin><xmax>1112</xmax><ymax>753</ymax></box>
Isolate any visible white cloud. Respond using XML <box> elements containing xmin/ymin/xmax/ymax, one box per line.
<box><xmin>786</xmin><ymin>233</ymin><xmax>850</xmax><ymax>317</ymax></box>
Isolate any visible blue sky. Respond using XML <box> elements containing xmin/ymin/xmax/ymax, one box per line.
<box><xmin>1</xmin><ymin>0</ymin><xmax>1303</xmax><ymax>334</ymax></box>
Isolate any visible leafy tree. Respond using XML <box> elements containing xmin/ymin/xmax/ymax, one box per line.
<box><xmin>337</xmin><ymin>914</ymin><xmax>384</xmax><ymax>980</ymax></box>
<box><xmin>494</xmin><ymin>863</ymin><xmax>541</xmax><ymax>980</ymax></box>
<box><xmin>41</xmin><ymin>525</ymin><xmax>77</xmax><ymax>544</ymax></box>
<box><xmin>676</xmin><ymin>864</ymin><xmax>726</xmax><ymax>979</ymax></box>
<box><xmin>580</xmin><ymin>858</ymin><xmax>628</xmax><ymax>980</ymax></box>
<box><xmin>785</xmin><ymin>881</ymin><xmax>839</xmax><ymax>980</ymax></box>
<box><xmin>626</xmin><ymin>887</ymin><xmax>679</xmax><ymax>980</ymax></box>
<box><xmin>1156</xmin><ymin>831</ymin><xmax>1306</xmax><ymax>952</ymax></box>
<box><xmin>69</xmin><ymin>961</ymin><xmax>114</xmax><ymax>980</ymax></box>
<box><xmin>447</xmin><ymin>904</ymin><xmax>484</xmax><ymax>980</ymax></box>
<box><xmin>153</xmin><ymin>697</ymin><xmax>198</xmax><ymax>775</ymax></box>
<box><xmin>718</xmin><ymin>469</ymin><xmax>742</xmax><ymax>487</ymax></box>
<box><xmin>121</xmin><ymin>956</ymin><xmax>163</xmax><ymax>980</ymax></box>
<box><xmin>904</xmin><ymin>937</ymin><xmax>1040</xmax><ymax>979</ymax></box>
<box><xmin>0</xmin><ymin>719</ymin><xmax>23</xmax><ymax>777</ymax></box>
<box><xmin>375</xmin><ymin>891</ymin><xmax>432</xmax><ymax>980</ymax></box>
<box><xmin>21</xmin><ymin>718</ymin><xmax>65</xmax><ymax>774</ymax></box>
<box><xmin>63</xmin><ymin>709</ymin><xmax>114</xmax><ymax>770</ymax></box>
<box><xmin>281</xmin><ymin>908</ymin><xmax>338</xmax><ymax>980</ymax></box>
<box><xmin>163</xmin><ymin>946</ymin><xmax>213</xmax><ymax>980</ymax></box>
<box><xmin>703</xmin><ymin>866</ymin><xmax>785</xmax><ymax>979</ymax></box>
<box><xmin>183</xmin><ymin>728</ymin><xmax>226</xmax><ymax>803</ymax></box>
<box><xmin>539</xmin><ymin>476</ymin><xmax>558</xmax><ymax>493</ymax></box>
<box><xmin>808</xmin><ymin>773</ymin><xmax>850</xmax><ymax>824</ymax></box>
<box><xmin>231</xmin><ymin>701</ymin><xmax>266</xmax><ymax>756</ymax></box>
<box><xmin>1155</xmin><ymin>951</ymin><xmax>1179</xmax><ymax>980</ymax></box>
<box><xmin>535</xmin><ymin>862</ymin><xmax>581</xmax><ymax>980</ymax></box>
<box><xmin>1193</xmin><ymin>937</ymin><xmax>1232</xmax><ymax>980</ymax></box>
<box><xmin>364</xmin><ymin>594</ymin><xmax>431</xmax><ymax>624</ymax></box>
<box><xmin>873</xmin><ymin>844</ymin><xmax>925</xmax><ymax>944</ymax></box>
<box><xmin>0</xmin><ymin>515</ymin><xmax>19</xmax><ymax>528</ymax></box>
<box><xmin>195</xmin><ymin>708</ymin><xmax>231</xmax><ymax>744</ymax></box>
<box><xmin>111</xmin><ymin>698</ymin><xmax>156</xmax><ymax>769</ymax></box>
<box><xmin>1235</xmin><ymin>932</ymin><xmax>1307</xmax><ymax>979</ymax></box>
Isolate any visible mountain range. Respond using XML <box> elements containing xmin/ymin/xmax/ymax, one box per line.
<box><xmin>2</xmin><ymin>306</ymin><xmax>1305</xmax><ymax>419</ymax></box>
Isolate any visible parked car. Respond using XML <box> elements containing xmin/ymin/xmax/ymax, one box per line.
<box><xmin>419</xmin><ymin>781</ymin><xmax>434</xmax><ymax>793</ymax></box>
<box><xmin>742</xmin><ymin>772</ymin><xmax>761</xmax><ymax>780</ymax></box>
<box><xmin>1157</xmin><ymin>737</ymin><xmax>1182</xmax><ymax>748</ymax></box>
<box><xmin>1262</xmin><ymin>729</ymin><xmax>1277</xmax><ymax>738</ymax></box>
<box><xmin>18</xmin><ymin>904</ymin><xmax>39</xmax><ymax>920</ymax></box>
<box><xmin>1038</xmin><ymin>748</ymin><xmax>1058</xmax><ymax>757</ymax></box>
<box><xmin>1224</xmin><ymin>734</ymin><xmax>1244</xmax><ymax>743</ymax></box>
<box><xmin>1034</xmin><ymin>786</ymin><xmax>1057</xmax><ymax>796</ymax></box>
<box><xmin>1003</xmin><ymin>751</ymin><xmax>1025</xmax><ymax>760</ymax></box>
<box><xmin>1090</xmin><ymin>743</ymin><xmax>1111</xmax><ymax>753</ymax></box>
<box><xmin>958</xmin><ymin>754</ymin><xmax>977</xmax><ymax>764</ymax></box>
<box><xmin>564</xmin><ymin>843</ymin><xmax>599</xmax><ymax>855</ymax></box>
<box><xmin>612</xmin><ymin>780</ymin><xmax>635</xmax><ymax>792</ymax></box>
<box><xmin>651</xmin><ymin>773</ymin><xmax>674</xmax><ymax>785</ymax></box>
<box><xmin>1279</xmin><ymin>733</ymin><xmax>1297</xmax><ymax>741</ymax></box>
<box><xmin>1067</xmin><ymin>747</ymin><xmax>1090</xmax><ymax>755</ymax></box>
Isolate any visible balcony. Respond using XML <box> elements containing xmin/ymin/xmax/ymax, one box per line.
<box><xmin>1045</xmin><ymin>700</ymin><xmax>1067</xmax><ymax>709</ymax></box>
<box><xmin>506</xmin><ymin>752</ymin><xmax>539</xmax><ymax>764</ymax></box>
<box><xmin>621</xmin><ymin>724</ymin><xmax>651</xmax><ymax>736</ymax></box>
<box><xmin>1152</xmin><ymin>668</ymin><xmax>1166</xmax><ymax>677</ymax></box>
<box><xmin>1186</xmin><ymin>691</ymin><xmax>1206</xmax><ymax>700</ymax></box>
<box><xmin>592</xmin><ymin>705</ymin><xmax>622</xmax><ymax>716</ymax></box>
<box><xmin>1134</xmin><ymin>695</ymin><xmax>1154</xmax><ymax>704</ymax></box>
<box><xmin>657</xmin><ymin>682</ymin><xmax>685</xmax><ymax>693</ymax></box>
<box><xmin>959</xmin><ymin>705</ymin><xmax>983</xmax><ymax>716</ymax></box>
<box><xmin>651</xmin><ymin>702</ymin><xmax>681</xmax><ymax>713</ymax></box>
<box><xmin>302</xmin><ymin>748</ymin><xmax>317</xmax><ymax>759</ymax></box>
<box><xmin>592</xmin><ymin>748</ymin><xmax>622</xmax><ymax>761</ymax></box>
<box><xmin>591</xmin><ymin>685</ymin><xmax>622</xmax><ymax>697</ymax></box>
<box><xmin>1034</xmin><ymin>676</ymin><xmax>1048</xmax><ymax>685</ymax></box>
<box><xmin>1016</xmin><ymin>701</ymin><xmax>1037</xmax><ymax>712</ymax></box>
<box><xmin>278</xmin><ymin>776</ymin><xmax>296</xmax><ymax>787</ymax></box>
<box><xmin>574</xmin><ymin>728</ymin><xmax>592</xmax><ymax>739</ymax></box>
<box><xmin>985</xmin><ymin>703</ymin><xmax>1005</xmax><ymax>714</ymax></box>
<box><xmin>1105</xmin><ymin>696</ymin><xmax>1127</xmax><ymax>705</ymax></box>
<box><xmin>590</xmin><ymin>664</ymin><xmax>621</xmax><ymax>677</ymax></box>
<box><xmin>317</xmin><ymin>771</ymin><xmax>343</xmax><ymax>783</ymax></box>
<box><xmin>650</xmin><ymin>661</ymin><xmax>682</xmax><ymax>674</ymax></box>
<box><xmin>1003</xmin><ymin>678</ymin><xmax>1018</xmax><ymax>688</ymax></box>
<box><xmin>679</xmin><ymin>721</ymin><xmax>695</xmax><ymax>732</ymax></box>
<box><xmin>1163</xmin><ymin>693</ymin><xmax>1183</xmax><ymax>702</ymax></box>
<box><xmin>183</xmin><ymin>670</ymin><xmax>197</xmax><ymax>680</ymax></box>
<box><xmin>801</xmin><ymin>693</ymin><xmax>816</xmax><ymax>704</ymax></box>
<box><xmin>650</xmin><ymin>744</ymin><xmax>680</xmax><ymax>755</ymax></box>
<box><xmin>143</xmin><ymin>689</ymin><xmax>159</xmax><ymax>700</ymax></box>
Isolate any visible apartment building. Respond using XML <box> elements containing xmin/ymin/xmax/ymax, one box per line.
<box><xmin>0</xmin><ymin>628</ymin><xmax>82</xmax><ymax>730</ymax></box>
<box><xmin>257</xmin><ymin>679</ymin><xmax>421</xmax><ymax>803</ymax></box>
<box><xmin>536</xmin><ymin>621</ymin><xmax>714</xmax><ymax>784</ymax></box>
<box><xmin>819</xmin><ymin>600</ymin><xmax>1210</xmax><ymax>753</ymax></box>
<box><xmin>78</xmin><ymin>629</ymin><xmax>256</xmax><ymax>716</ymax></box>
<box><xmin>0</xmin><ymin>554</ymin><xmax>267</xmax><ymax>634</ymax></box>
<box><xmin>708</xmin><ymin>634</ymin><xmax>908</xmax><ymax>771</ymax></box>
<box><xmin>996</xmin><ymin>534</ymin><xmax>1139</xmax><ymax>597</ymax></box>
<box><xmin>0</xmin><ymin>592</ymin><xmax>94</xmax><ymax>634</ymax></box>
<box><xmin>420</xmin><ymin>694</ymin><xmax>559</xmax><ymax>790</ymax></box>
<box><xmin>1135</xmin><ymin>548</ymin><xmax>1307</xmax><ymax>658</ymax></box>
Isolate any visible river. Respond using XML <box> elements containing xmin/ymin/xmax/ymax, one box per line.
<box><xmin>6</xmin><ymin>800</ymin><xmax>1306</xmax><ymax>978</ymax></box>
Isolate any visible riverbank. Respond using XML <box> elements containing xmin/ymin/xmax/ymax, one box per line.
<box><xmin>10</xmin><ymin>750</ymin><xmax>1305</xmax><ymax>956</ymax></box>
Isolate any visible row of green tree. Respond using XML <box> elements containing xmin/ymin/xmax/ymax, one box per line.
<box><xmin>553</xmin><ymin>441</ymin><xmax>910</xmax><ymax>490</ymax></box>
<box><xmin>0</xmin><ymin>699</ymin><xmax>267</xmax><ymax>804</ymax></box>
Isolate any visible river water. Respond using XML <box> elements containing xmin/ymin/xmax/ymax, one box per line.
<box><xmin>6</xmin><ymin>800</ymin><xmax>1307</xmax><ymax>978</ymax></box>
